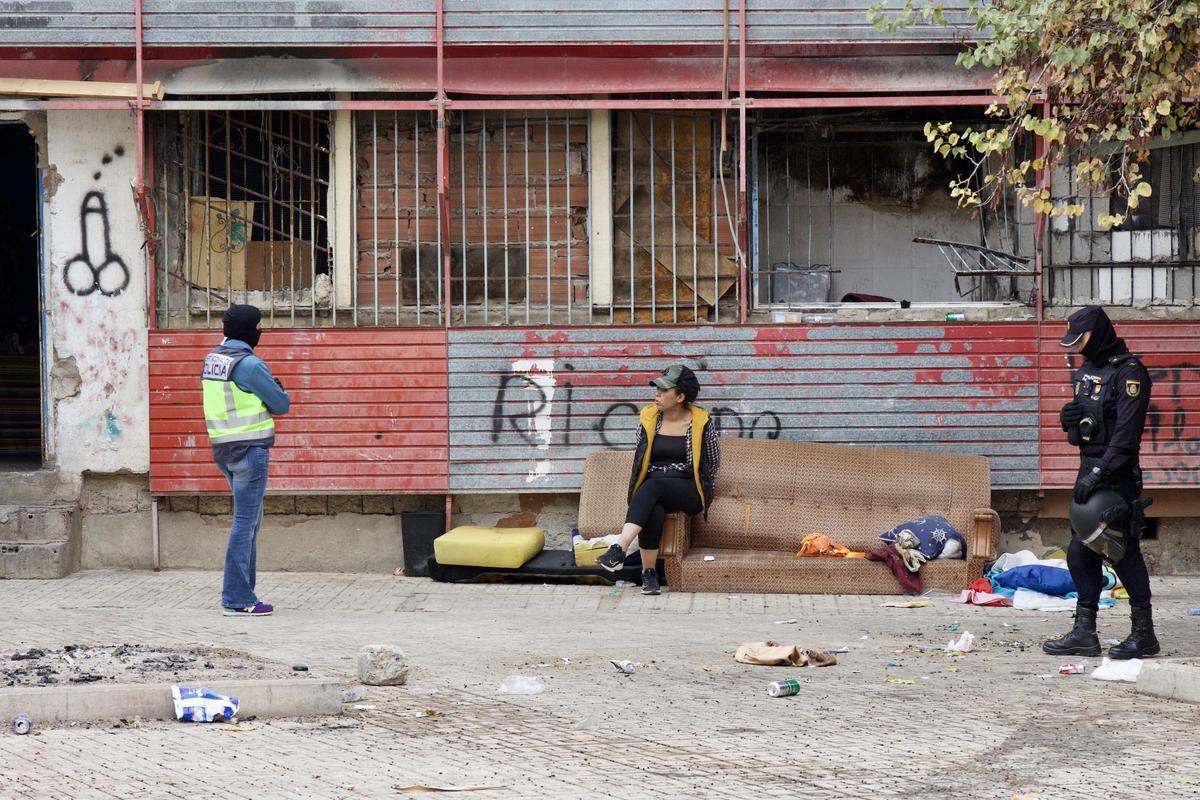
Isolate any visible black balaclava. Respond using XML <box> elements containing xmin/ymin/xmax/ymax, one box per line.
<box><xmin>223</xmin><ymin>304</ymin><xmax>262</xmax><ymax>349</ymax></box>
<box><xmin>1079</xmin><ymin>306</ymin><xmax>1127</xmax><ymax>364</ymax></box>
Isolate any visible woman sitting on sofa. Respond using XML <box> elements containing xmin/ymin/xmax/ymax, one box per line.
<box><xmin>595</xmin><ymin>364</ymin><xmax>721</xmax><ymax>595</ymax></box>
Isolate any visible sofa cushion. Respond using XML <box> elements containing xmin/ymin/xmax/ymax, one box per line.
<box><xmin>677</xmin><ymin>547</ymin><xmax>975</xmax><ymax>595</ymax></box>
<box><xmin>434</xmin><ymin>526</ymin><xmax>545</xmax><ymax>569</ymax></box>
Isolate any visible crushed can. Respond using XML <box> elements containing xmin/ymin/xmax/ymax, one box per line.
<box><xmin>766</xmin><ymin>678</ymin><xmax>802</xmax><ymax>698</ymax></box>
<box><xmin>11</xmin><ymin>714</ymin><xmax>31</xmax><ymax>735</ymax></box>
<box><xmin>1058</xmin><ymin>662</ymin><xmax>1086</xmax><ymax>675</ymax></box>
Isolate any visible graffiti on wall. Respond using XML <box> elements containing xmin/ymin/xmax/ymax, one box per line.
<box><xmin>488</xmin><ymin>358</ymin><xmax>785</xmax><ymax>484</ymax></box>
<box><xmin>1144</xmin><ymin>363</ymin><xmax>1200</xmax><ymax>486</ymax></box>
<box><xmin>62</xmin><ymin>147</ymin><xmax>130</xmax><ymax>298</ymax></box>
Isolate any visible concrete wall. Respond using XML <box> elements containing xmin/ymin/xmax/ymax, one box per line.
<box><xmin>43</xmin><ymin>111</ymin><xmax>148</xmax><ymax>476</ymax></box>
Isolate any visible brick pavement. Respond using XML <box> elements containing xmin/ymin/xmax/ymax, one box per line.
<box><xmin>2</xmin><ymin>571</ymin><xmax>1199</xmax><ymax>799</ymax></box>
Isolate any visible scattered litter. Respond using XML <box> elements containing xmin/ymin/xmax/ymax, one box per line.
<box><xmin>882</xmin><ymin>599</ymin><xmax>929</xmax><ymax>608</ymax></box>
<box><xmin>894</xmin><ymin>648</ymin><xmax>908</xmax><ymax>654</ymax></box>
<box><xmin>536</xmin><ymin>663</ymin><xmax>550</xmax><ymax>668</ymax></box>
<box><xmin>886</xmin><ymin>660</ymin><xmax>900</xmax><ymax>668</ymax></box>
<box><xmin>766</xmin><ymin>678</ymin><xmax>801</xmax><ymax>697</ymax></box>
<box><xmin>945</xmin><ymin>667</ymin><xmax>959</xmax><ymax>673</ymax></box>
<box><xmin>1058</xmin><ymin>662</ymin><xmax>1086</xmax><ymax>675</ymax></box>
<box><xmin>702</xmin><ymin>665</ymin><xmax>712</xmax><ymax>672</ymax></box>
<box><xmin>947</xmin><ymin>624</ymin><xmax>959</xmax><ymax>632</ymax></box>
<box><xmin>703</xmin><ymin>555</ymin><xmax>716</xmax><ymax>562</ymax></box>
<box><xmin>734</xmin><ymin>642</ymin><xmax>837</xmax><ymax>667</ymax></box>
<box><xmin>772</xmin><ymin>619</ymin><xmax>798</xmax><ymax>625</ymax></box>
<box><xmin>219</xmin><ymin>724</ymin><xmax>257</xmax><ymax>733</ymax></box>
<box><xmin>857</xmin><ymin>635</ymin><xmax>869</xmax><ymax>641</ymax></box>
<box><xmin>945</xmin><ymin>631</ymin><xmax>975</xmax><ymax>653</ymax></box>
<box><xmin>829</xmin><ymin>647</ymin><xmax>850</xmax><ymax>654</ymax></box>
<box><xmin>292</xmin><ymin>665</ymin><xmax>309</xmax><ymax>672</ymax></box>
<box><xmin>1103</xmin><ymin>639</ymin><xmax>1121</xmax><ymax>646</ymax></box>
<box><xmin>394</xmin><ymin>785</ymin><xmax>509</xmax><ymax>793</ymax></box>
<box><xmin>393</xmin><ymin>567</ymin><xmax>405</xmax><ymax>576</ymax></box>
<box><xmin>120</xmin><ymin>716</ymin><xmax>142</xmax><ymax>728</ymax></box>
<box><xmin>1091</xmin><ymin>657</ymin><xmax>1144</xmax><ymax>683</ymax></box>
<box><xmin>61</xmin><ymin>653</ymin><xmax>74</xmax><ymax>666</ymax></box>
<box><xmin>614</xmin><ymin>581</ymin><xmax>637</xmax><ymax>588</ymax></box>
<box><xmin>560</xmin><ymin>657</ymin><xmax>571</xmax><ymax>665</ymax></box>
<box><xmin>171</xmin><ymin>685</ymin><xmax>239</xmax><ymax>723</ymax></box>
<box><xmin>921</xmin><ymin>676</ymin><xmax>930</xmax><ymax>680</ymax></box>
<box><xmin>1189</xmin><ymin>609</ymin><xmax>1200</xmax><ymax>617</ymax></box>
<box><xmin>11</xmin><ymin>714</ymin><xmax>31</xmax><ymax>735</ymax></box>
<box><xmin>414</xmin><ymin>708</ymin><xmax>440</xmax><ymax>718</ymax></box>
<box><xmin>342</xmin><ymin>686</ymin><xmax>369</xmax><ymax>703</ymax></box>
<box><xmin>354</xmin><ymin>704</ymin><xmax>378</xmax><ymax>711</ymax></box>
<box><xmin>610</xmin><ymin>660</ymin><xmax>637</xmax><ymax>674</ymax></box>
<box><xmin>884</xmin><ymin>677</ymin><xmax>915</xmax><ymax>685</ymax></box>
<box><xmin>496</xmin><ymin>675</ymin><xmax>545</xmax><ymax>695</ymax></box>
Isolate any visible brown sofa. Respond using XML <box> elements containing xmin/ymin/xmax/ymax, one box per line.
<box><xmin>577</xmin><ymin>437</ymin><xmax>1000</xmax><ymax>594</ymax></box>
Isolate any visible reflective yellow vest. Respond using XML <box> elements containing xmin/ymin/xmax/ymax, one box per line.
<box><xmin>201</xmin><ymin>345</ymin><xmax>275</xmax><ymax>445</ymax></box>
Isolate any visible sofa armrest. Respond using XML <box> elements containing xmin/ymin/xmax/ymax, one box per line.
<box><xmin>659</xmin><ymin>512</ymin><xmax>691</xmax><ymax>559</ymax></box>
<box><xmin>970</xmin><ymin>508</ymin><xmax>1001</xmax><ymax>561</ymax></box>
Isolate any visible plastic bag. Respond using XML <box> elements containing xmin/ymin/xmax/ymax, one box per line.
<box><xmin>171</xmin><ymin>685</ymin><xmax>240</xmax><ymax>723</ymax></box>
<box><xmin>945</xmin><ymin>631</ymin><xmax>975</xmax><ymax>652</ymax></box>
<box><xmin>496</xmin><ymin>675</ymin><xmax>545</xmax><ymax>695</ymax></box>
<box><xmin>1090</xmin><ymin>657</ymin><xmax>1143</xmax><ymax>682</ymax></box>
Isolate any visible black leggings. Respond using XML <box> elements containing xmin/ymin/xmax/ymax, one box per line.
<box><xmin>625</xmin><ymin>477</ymin><xmax>702</xmax><ymax>550</ymax></box>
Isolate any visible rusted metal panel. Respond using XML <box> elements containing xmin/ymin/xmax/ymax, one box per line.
<box><xmin>0</xmin><ymin>1</ymin><xmax>968</xmax><ymax>49</ymax></box>
<box><xmin>1039</xmin><ymin>321</ymin><xmax>1200</xmax><ymax>489</ymax></box>
<box><xmin>448</xmin><ymin>323</ymin><xmax>1040</xmax><ymax>492</ymax></box>
<box><xmin>443</xmin><ymin>1</ymin><xmax>970</xmax><ymax>45</ymax></box>
<box><xmin>148</xmin><ymin>328</ymin><xmax>449</xmax><ymax>494</ymax></box>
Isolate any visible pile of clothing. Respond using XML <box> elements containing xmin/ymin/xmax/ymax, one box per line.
<box><xmin>952</xmin><ymin>549</ymin><xmax>1119</xmax><ymax>611</ymax></box>
<box><xmin>794</xmin><ymin>516</ymin><xmax>967</xmax><ymax>594</ymax></box>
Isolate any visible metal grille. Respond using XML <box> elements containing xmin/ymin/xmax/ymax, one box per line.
<box><xmin>1048</xmin><ymin>140</ymin><xmax>1200</xmax><ymax>307</ymax></box>
<box><xmin>611</xmin><ymin>112</ymin><xmax>742</xmax><ymax>324</ymax></box>
<box><xmin>154</xmin><ymin>110</ymin><xmax>332</xmax><ymax>328</ymax></box>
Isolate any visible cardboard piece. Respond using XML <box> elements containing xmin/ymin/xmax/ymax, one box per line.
<box><xmin>188</xmin><ymin>198</ymin><xmax>254</xmax><ymax>292</ymax></box>
<box><xmin>245</xmin><ymin>241</ymin><xmax>314</xmax><ymax>291</ymax></box>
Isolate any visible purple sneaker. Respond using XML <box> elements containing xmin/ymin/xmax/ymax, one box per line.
<box><xmin>222</xmin><ymin>602</ymin><xmax>274</xmax><ymax>617</ymax></box>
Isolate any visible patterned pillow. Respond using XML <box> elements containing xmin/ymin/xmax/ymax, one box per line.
<box><xmin>879</xmin><ymin>516</ymin><xmax>966</xmax><ymax>560</ymax></box>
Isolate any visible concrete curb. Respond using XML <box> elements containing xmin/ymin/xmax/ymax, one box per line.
<box><xmin>1135</xmin><ymin>662</ymin><xmax>1200</xmax><ymax>705</ymax></box>
<box><xmin>0</xmin><ymin>678</ymin><xmax>343</xmax><ymax>725</ymax></box>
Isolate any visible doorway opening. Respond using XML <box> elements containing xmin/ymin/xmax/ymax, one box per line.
<box><xmin>0</xmin><ymin>122</ymin><xmax>42</xmax><ymax>467</ymax></box>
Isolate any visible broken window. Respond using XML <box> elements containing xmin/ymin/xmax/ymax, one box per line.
<box><xmin>1048</xmin><ymin>139</ymin><xmax>1200</xmax><ymax>307</ymax></box>
<box><xmin>154</xmin><ymin>109</ymin><xmax>332</xmax><ymax>327</ymax></box>
<box><xmin>751</xmin><ymin>111</ymin><xmax>1035</xmax><ymax>312</ymax></box>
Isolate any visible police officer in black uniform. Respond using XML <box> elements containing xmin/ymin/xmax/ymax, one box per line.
<box><xmin>1043</xmin><ymin>306</ymin><xmax>1160</xmax><ymax>660</ymax></box>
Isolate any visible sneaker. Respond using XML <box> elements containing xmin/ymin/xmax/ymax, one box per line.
<box><xmin>595</xmin><ymin>544</ymin><xmax>627</xmax><ymax>572</ymax></box>
<box><xmin>641</xmin><ymin>568</ymin><xmax>661</xmax><ymax>596</ymax></box>
<box><xmin>222</xmin><ymin>602</ymin><xmax>274</xmax><ymax>617</ymax></box>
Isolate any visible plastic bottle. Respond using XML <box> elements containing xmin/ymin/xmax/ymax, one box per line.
<box><xmin>766</xmin><ymin>678</ymin><xmax>801</xmax><ymax>697</ymax></box>
<box><xmin>945</xmin><ymin>312</ymin><xmax>966</xmax><ymax>322</ymax></box>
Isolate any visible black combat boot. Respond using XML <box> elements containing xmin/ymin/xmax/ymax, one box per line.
<box><xmin>1108</xmin><ymin>606</ymin><xmax>1160</xmax><ymax>659</ymax></box>
<box><xmin>1042</xmin><ymin>606</ymin><xmax>1101</xmax><ymax>656</ymax></box>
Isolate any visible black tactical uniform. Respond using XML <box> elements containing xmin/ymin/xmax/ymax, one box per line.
<box><xmin>1044</xmin><ymin>306</ymin><xmax>1160</xmax><ymax>660</ymax></box>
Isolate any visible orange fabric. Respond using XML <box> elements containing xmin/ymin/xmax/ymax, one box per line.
<box><xmin>795</xmin><ymin>533</ymin><xmax>866</xmax><ymax>558</ymax></box>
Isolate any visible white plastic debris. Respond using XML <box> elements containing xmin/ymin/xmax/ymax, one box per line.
<box><xmin>945</xmin><ymin>631</ymin><xmax>975</xmax><ymax>652</ymax></box>
<box><xmin>610</xmin><ymin>660</ymin><xmax>637</xmax><ymax>674</ymax></box>
<box><xmin>496</xmin><ymin>675</ymin><xmax>545</xmax><ymax>695</ymax></box>
<box><xmin>703</xmin><ymin>555</ymin><xmax>716</xmax><ymax>562</ymax></box>
<box><xmin>1090</xmin><ymin>657</ymin><xmax>1144</xmax><ymax>683</ymax></box>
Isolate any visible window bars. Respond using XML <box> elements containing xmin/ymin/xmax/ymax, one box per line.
<box><xmin>1048</xmin><ymin>140</ymin><xmax>1200</xmax><ymax>307</ymax></box>
<box><xmin>155</xmin><ymin>110</ymin><xmax>332</xmax><ymax>328</ymax></box>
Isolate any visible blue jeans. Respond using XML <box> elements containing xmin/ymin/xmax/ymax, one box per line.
<box><xmin>217</xmin><ymin>446</ymin><xmax>269</xmax><ymax>608</ymax></box>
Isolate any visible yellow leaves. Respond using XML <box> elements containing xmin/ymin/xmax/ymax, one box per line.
<box><xmin>1156</xmin><ymin>99</ymin><xmax>1172</xmax><ymax>116</ymax></box>
<box><xmin>1097</xmin><ymin>213</ymin><xmax>1126</xmax><ymax>230</ymax></box>
<box><xmin>1133</xmin><ymin>181</ymin><xmax>1153</xmax><ymax>198</ymax></box>
<box><xmin>1193</xmin><ymin>166</ymin><xmax>1200</xmax><ymax>184</ymax></box>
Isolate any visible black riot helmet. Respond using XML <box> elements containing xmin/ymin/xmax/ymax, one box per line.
<box><xmin>1069</xmin><ymin>488</ymin><xmax>1129</xmax><ymax>564</ymax></box>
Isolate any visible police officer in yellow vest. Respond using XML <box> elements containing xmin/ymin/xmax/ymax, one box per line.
<box><xmin>595</xmin><ymin>365</ymin><xmax>721</xmax><ymax>595</ymax></box>
<box><xmin>202</xmin><ymin>304</ymin><xmax>290</xmax><ymax>617</ymax></box>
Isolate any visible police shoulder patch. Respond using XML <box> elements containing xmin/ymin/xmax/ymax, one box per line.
<box><xmin>1125</xmin><ymin>379</ymin><xmax>1141</xmax><ymax>398</ymax></box>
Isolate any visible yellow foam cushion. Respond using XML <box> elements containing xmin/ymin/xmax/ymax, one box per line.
<box><xmin>433</xmin><ymin>525</ymin><xmax>545</xmax><ymax>569</ymax></box>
